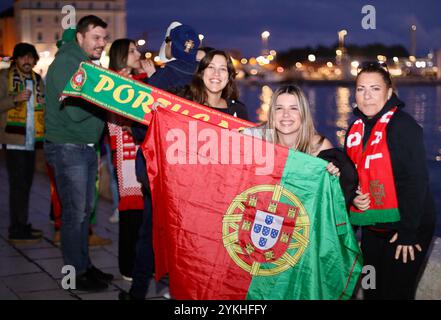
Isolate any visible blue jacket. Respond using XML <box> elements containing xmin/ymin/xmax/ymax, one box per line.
<box><xmin>132</xmin><ymin>59</ymin><xmax>198</xmax><ymax>188</ymax></box>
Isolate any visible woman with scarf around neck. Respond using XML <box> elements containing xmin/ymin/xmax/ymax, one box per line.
<box><xmin>346</xmin><ymin>62</ymin><xmax>436</xmax><ymax>300</ymax></box>
<box><xmin>107</xmin><ymin>38</ymin><xmax>155</xmax><ymax>281</ymax></box>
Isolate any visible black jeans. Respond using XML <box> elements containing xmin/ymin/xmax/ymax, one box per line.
<box><xmin>129</xmin><ymin>186</ymin><xmax>155</xmax><ymax>299</ymax></box>
<box><xmin>119</xmin><ymin>210</ymin><xmax>143</xmax><ymax>277</ymax></box>
<box><xmin>361</xmin><ymin>226</ymin><xmax>434</xmax><ymax>300</ymax></box>
<box><xmin>5</xmin><ymin>149</ymin><xmax>36</xmax><ymax>236</ymax></box>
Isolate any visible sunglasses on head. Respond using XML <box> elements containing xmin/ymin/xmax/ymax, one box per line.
<box><xmin>357</xmin><ymin>61</ymin><xmax>389</xmax><ymax>74</ymax></box>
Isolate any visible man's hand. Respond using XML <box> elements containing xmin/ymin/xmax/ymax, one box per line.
<box><xmin>14</xmin><ymin>89</ymin><xmax>32</xmax><ymax>103</ymax></box>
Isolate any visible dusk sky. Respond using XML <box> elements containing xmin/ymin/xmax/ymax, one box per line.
<box><xmin>2</xmin><ymin>0</ymin><xmax>441</xmax><ymax>56</ymax></box>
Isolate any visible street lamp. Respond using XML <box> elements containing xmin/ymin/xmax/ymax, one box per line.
<box><xmin>410</xmin><ymin>25</ymin><xmax>416</xmax><ymax>57</ymax></box>
<box><xmin>336</xmin><ymin>30</ymin><xmax>347</xmax><ymax>65</ymax></box>
<box><xmin>198</xmin><ymin>34</ymin><xmax>204</xmax><ymax>46</ymax></box>
<box><xmin>338</xmin><ymin>30</ymin><xmax>347</xmax><ymax>49</ymax></box>
<box><xmin>261</xmin><ymin>31</ymin><xmax>270</xmax><ymax>55</ymax></box>
<box><xmin>137</xmin><ymin>39</ymin><xmax>146</xmax><ymax>46</ymax></box>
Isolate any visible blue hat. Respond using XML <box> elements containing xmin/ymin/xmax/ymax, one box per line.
<box><xmin>169</xmin><ymin>24</ymin><xmax>200</xmax><ymax>62</ymax></box>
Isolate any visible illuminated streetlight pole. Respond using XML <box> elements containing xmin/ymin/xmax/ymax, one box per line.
<box><xmin>410</xmin><ymin>25</ymin><xmax>416</xmax><ymax>58</ymax></box>
<box><xmin>198</xmin><ymin>34</ymin><xmax>204</xmax><ymax>46</ymax></box>
<box><xmin>338</xmin><ymin>29</ymin><xmax>347</xmax><ymax>49</ymax></box>
<box><xmin>336</xmin><ymin>29</ymin><xmax>347</xmax><ymax>65</ymax></box>
<box><xmin>261</xmin><ymin>31</ymin><xmax>270</xmax><ymax>56</ymax></box>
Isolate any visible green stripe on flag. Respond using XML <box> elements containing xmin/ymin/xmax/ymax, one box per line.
<box><xmin>246</xmin><ymin>150</ymin><xmax>362</xmax><ymax>300</ymax></box>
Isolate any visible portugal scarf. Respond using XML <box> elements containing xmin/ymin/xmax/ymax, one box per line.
<box><xmin>6</xmin><ymin>65</ymin><xmax>44</xmax><ymax>141</ymax></box>
<box><xmin>346</xmin><ymin>107</ymin><xmax>400</xmax><ymax>226</ymax></box>
<box><xmin>107</xmin><ymin>115</ymin><xmax>144</xmax><ymax>211</ymax></box>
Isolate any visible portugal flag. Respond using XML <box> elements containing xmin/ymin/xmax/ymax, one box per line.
<box><xmin>144</xmin><ymin>108</ymin><xmax>362</xmax><ymax>300</ymax></box>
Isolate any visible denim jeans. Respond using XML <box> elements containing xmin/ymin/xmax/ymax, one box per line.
<box><xmin>44</xmin><ymin>142</ymin><xmax>97</xmax><ymax>275</ymax></box>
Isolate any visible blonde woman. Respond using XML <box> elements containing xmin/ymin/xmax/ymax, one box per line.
<box><xmin>244</xmin><ymin>84</ymin><xmax>358</xmax><ymax>207</ymax></box>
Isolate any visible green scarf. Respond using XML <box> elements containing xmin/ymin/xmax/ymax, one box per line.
<box><xmin>6</xmin><ymin>64</ymin><xmax>45</xmax><ymax>142</ymax></box>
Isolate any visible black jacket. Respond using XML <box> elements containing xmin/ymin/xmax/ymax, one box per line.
<box><xmin>346</xmin><ymin>94</ymin><xmax>436</xmax><ymax>244</ymax></box>
<box><xmin>317</xmin><ymin>148</ymin><xmax>358</xmax><ymax>211</ymax></box>
<box><xmin>132</xmin><ymin>59</ymin><xmax>199</xmax><ymax>187</ymax></box>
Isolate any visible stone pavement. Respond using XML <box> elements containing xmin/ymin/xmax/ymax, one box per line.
<box><xmin>0</xmin><ymin>153</ymin><xmax>168</xmax><ymax>300</ymax></box>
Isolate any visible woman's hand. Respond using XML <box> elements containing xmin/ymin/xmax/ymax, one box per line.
<box><xmin>139</xmin><ymin>59</ymin><xmax>156</xmax><ymax>77</ymax></box>
<box><xmin>389</xmin><ymin>233</ymin><xmax>422</xmax><ymax>263</ymax></box>
<box><xmin>118</xmin><ymin>68</ymin><xmax>132</xmax><ymax>78</ymax></box>
<box><xmin>353</xmin><ymin>186</ymin><xmax>370</xmax><ymax>211</ymax></box>
<box><xmin>151</xmin><ymin>101</ymin><xmax>166</xmax><ymax>111</ymax></box>
<box><xmin>122</xmin><ymin>125</ymin><xmax>132</xmax><ymax>136</ymax></box>
<box><xmin>326</xmin><ymin>162</ymin><xmax>340</xmax><ymax>177</ymax></box>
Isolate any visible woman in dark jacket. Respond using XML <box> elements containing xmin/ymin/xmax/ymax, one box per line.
<box><xmin>172</xmin><ymin>49</ymin><xmax>249</xmax><ymax>121</ymax></box>
<box><xmin>346</xmin><ymin>62</ymin><xmax>436</xmax><ymax>300</ymax></box>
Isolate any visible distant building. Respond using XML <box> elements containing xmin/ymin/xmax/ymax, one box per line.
<box><xmin>0</xmin><ymin>7</ymin><xmax>16</xmax><ymax>56</ymax></box>
<box><xmin>0</xmin><ymin>0</ymin><xmax>126</xmax><ymax>75</ymax></box>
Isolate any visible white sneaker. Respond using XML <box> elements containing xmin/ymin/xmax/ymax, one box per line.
<box><xmin>109</xmin><ymin>209</ymin><xmax>119</xmax><ymax>223</ymax></box>
<box><xmin>122</xmin><ymin>275</ymin><xmax>133</xmax><ymax>282</ymax></box>
<box><xmin>162</xmin><ymin>292</ymin><xmax>171</xmax><ymax>299</ymax></box>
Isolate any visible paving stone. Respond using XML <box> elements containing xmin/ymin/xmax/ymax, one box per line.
<box><xmin>0</xmin><ymin>280</ymin><xmax>19</xmax><ymax>300</ymax></box>
<box><xmin>21</xmin><ymin>247</ymin><xmax>62</xmax><ymax>260</ymax></box>
<box><xmin>0</xmin><ymin>239</ymin><xmax>20</xmax><ymax>257</ymax></box>
<box><xmin>89</xmin><ymin>249</ymin><xmax>119</xmax><ymax>269</ymax></box>
<box><xmin>19</xmin><ymin>289</ymin><xmax>78</xmax><ymax>300</ymax></box>
<box><xmin>0</xmin><ymin>256</ymin><xmax>40</xmax><ymax>276</ymax></box>
<box><xmin>77</xmin><ymin>289</ymin><xmax>120</xmax><ymax>300</ymax></box>
<box><xmin>34</xmin><ymin>258</ymin><xmax>65</xmax><ymax>280</ymax></box>
<box><xmin>2</xmin><ymin>272</ymin><xmax>60</xmax><ymax>293</ymax></box>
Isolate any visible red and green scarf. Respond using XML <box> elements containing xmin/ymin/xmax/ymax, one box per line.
<box><xmin>107</xmin><ymin>115</ymin><xmax>144</xmax><ymax>212</ymax></box>
<box><xmin>346</xmin><ymin>107</ymin><xmax>400</xmax><ymax>226</ymax></box>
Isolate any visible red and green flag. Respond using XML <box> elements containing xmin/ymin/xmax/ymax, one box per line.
<box><xmin>61</xmin><ymin>63</ymin><xmax>363</xmax><ymax>300</ymax></box>
<box><xmin>144</xmin><ymin>108</ymin><xmax>363</xmax><ymax>300</ymax></box>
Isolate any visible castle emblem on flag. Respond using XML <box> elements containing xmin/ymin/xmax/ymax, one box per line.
<box><xmin>222</xmin><ymin>184</ymin><xmax>310</xmax><ymax>276</ymax></box>
<box><xmin>251</xmin><ymin>211</ymin><xmax>283</xmax><ymax>250</ymax></box>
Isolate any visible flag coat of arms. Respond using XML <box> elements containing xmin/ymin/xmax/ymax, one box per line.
<box><xmin>144</xmin><ymin>108</ymin><xmax>363</xmax><ymax>300</ymax></box>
